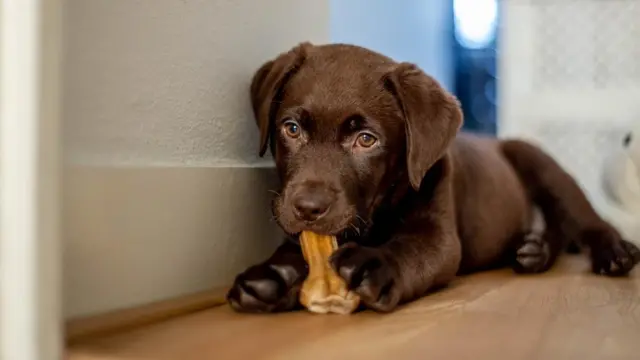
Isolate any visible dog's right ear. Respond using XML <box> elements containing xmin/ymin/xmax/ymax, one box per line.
<box><xmin>384</xmin><ymin>63</ymin><xmax>463</xmax><ymax>190</ymax></box>
<box><xmin>250</xmin><ymin>42</ymin><xmax>311</xmax><ymax>157</ymax></box>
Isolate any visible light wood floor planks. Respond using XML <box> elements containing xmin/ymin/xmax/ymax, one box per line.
<box><xmin>67</xmin><ymin>256</ymin><xmax>640</xmax><ymax>360</ymax></box>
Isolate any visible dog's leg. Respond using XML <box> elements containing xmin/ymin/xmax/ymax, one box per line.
<box><xmin>508</xmin><ymin>206</ymin><xmax>563</xmax><ymax>274</ymax></box>
<box><xmin>227</xmin><ymin>240</ymin><xmax>307</xmax><ymax>313</ymax></box>
<box><xmin>510</xmin><ymin>229</ymin><xmax>564</xmax><ymax>274</ymax></box>
<box><xmin>501</xmin><ymin>140</ymin><xmax>640</xmax><ymax>276</ymax></box>
<box><xmin>330</xmin><ymin>157</ymin><xmax>462</xmax><ymax>312</ymax></box>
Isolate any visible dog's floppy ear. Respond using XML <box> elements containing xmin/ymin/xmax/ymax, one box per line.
<box><xmin>384</xmin><ymin>63</ymin><xmax>463</xmax><ymax>190</ymax></box>
<box><xmin>250</xmin><ymin>42</ymin><xmax>311</xmax><ymax>156</ymax></box>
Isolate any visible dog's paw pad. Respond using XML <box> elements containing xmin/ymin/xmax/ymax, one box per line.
<box><xmin>591</xmin><ymin>239</ymin><xmax>638</xmax><ymax>277</ymax></box>
<box><xmin>226</xmin><ymin>263</ymin><xmax>304</xmax><ymax>313</ymax></box>
<box><xmin>585</xmin><ymin>228</ymin><xmax>639</xmax><ymax>277</ymax></box>
<box><xmin>513</xmin><ymin>233</ymin><xmax>551</xmax><ymax>274</ymax></box>
<box><xmin>330</xmin><ymin>243</ymin><xmax>402</xmax><ymax>312</ymax></box>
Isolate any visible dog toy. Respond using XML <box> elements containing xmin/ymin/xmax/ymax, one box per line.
<box><xmin>299</xmin><ymin>231</ymin><xmax>360</xmax><ymax>314</ymax></box>
<box><xmin>602</xmin><ymin>128</ymin><xmax>640</xmax><ymax>214</ymax></box>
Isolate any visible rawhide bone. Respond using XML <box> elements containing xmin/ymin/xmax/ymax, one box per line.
<box><xmin>299</xmin><ymin>231</ymin><xmax>360</xmax><ymax>314</ymax></box>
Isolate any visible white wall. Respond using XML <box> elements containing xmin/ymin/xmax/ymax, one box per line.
<box><xmin>330</xmin><ymin>0</ymin><xmax>453</xmax><ymax>91</ymax></box>
<box><xmin>63</xmin><ymin>0</ymin><xmax>329</xmax><ymax>318</ymax></box>
<box><xmin>65</xmin><ymin>0</ymin><xmax>328</xmax><ymax>166</ymax></box>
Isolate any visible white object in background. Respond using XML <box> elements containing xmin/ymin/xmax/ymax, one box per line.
<box><xmin>601</xmin><ymin>123</ymin><xmax>640</xmax><ymax>245</ymax></box>
<box><xmin>602</xmin><ymin>125</ymin><xmax>640</xmax><ymax>214</ymax></box>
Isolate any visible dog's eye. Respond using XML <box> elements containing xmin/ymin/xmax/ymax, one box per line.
<box><xmin>355</xmin><ymin>132</ymin><xmax>377</xmax><ymax>148</ymax></box>
<box><xmin>283</xmin><ymin>120</ymin><xmax>301</xmax><ymax>138</ymax></box>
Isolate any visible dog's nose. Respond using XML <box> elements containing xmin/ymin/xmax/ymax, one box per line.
<box><xmin>293</xmin><ymin>192</ymin><xmax>331</xmax><ymax>222</ymax></box>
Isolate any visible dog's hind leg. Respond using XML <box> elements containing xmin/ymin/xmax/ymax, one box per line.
<box><xmin>501</xmin><ymin>139</ymin><xmax>640</xmax><ymax>276</ymax></box>
<box><xmin>507</xmin><ymin>207</ymin><xmax>565</xmax><ymax>274</ymax></box>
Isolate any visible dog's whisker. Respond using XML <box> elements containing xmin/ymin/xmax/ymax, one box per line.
<box><xmin>356</xmin><ymin>215</ymin><xmax>369</xmax><ymax>226</ymax></box>
<box><xmin>267</xmin><ymin>189</ymin><xmax>281</xmax><ymax>196</ymax></box>
<box><xmin>349</xmin><ymin>222</ymin><xmax>361</xmax><ymax>236</ymax></box>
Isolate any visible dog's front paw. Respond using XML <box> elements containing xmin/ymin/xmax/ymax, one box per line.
<box><xmin>227</xmin><ymin>262</ymin><xmax>306</xmax><ymax>313</ymax></box>
<box><xmin>585</xmin><ymin>227</ymin><xmax>640</xmax><ymax>276</ymax></box>
<box><xmin>329</xmin><ymin>243</ymin><xmax>402</xmax><ymax>312</ymax></box>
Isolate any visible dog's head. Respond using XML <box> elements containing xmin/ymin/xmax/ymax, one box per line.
<box><xmin>251</xmin><ymin>43</ymin><xmax>462</xmax><ymax>237</ymax></box>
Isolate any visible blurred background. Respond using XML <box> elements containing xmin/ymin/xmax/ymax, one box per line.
<box><xmin>2</xmin><ymin>0</ymin><xmax>640</xmax><ymax>357</ymax></box>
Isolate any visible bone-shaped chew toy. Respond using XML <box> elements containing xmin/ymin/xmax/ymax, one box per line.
<box><xmin>299</xmin><ymin>231</ymin><xmax>360</xmax><ymax>314</ymax></box>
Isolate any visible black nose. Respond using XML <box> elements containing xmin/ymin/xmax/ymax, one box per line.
<box><xmin>293</xmin><ymin>192</ymin><xmax>331</xmax><ymax>222</ymax></box>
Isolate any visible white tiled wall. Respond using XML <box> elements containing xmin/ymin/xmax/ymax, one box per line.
<box><xmin>499</xmin><ymin>0</ymin><xmax>640</xmax><ymax>242</ymax></box>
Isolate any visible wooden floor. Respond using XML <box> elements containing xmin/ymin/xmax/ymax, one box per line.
<box><xmin>67</xmin><ymin>256</ymin><xmax>640</xmax><ymax>360</ymax></box>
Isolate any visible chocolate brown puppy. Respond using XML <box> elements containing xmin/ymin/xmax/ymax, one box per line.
<box><xmin>226</xmin><ymin>43</ymin><xmax>640</xmax><ymax>313</ymax></box>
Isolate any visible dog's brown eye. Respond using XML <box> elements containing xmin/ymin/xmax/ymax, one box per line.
<box><xmin>355</xmin><ymin>133</ymin><xmax>377</xmax><ymax>148</ymax></box>
<box><xmin>283</xmin><ymin>120</ymin><xmax>301</xmax><ymax>138</ymax></box>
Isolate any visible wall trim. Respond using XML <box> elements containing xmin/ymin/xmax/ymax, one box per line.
<box><xmin>66</xmin><ymin>288</ymin><xmax>228</xmax><ymax>344</ymax></box>
<box><xmin>1</xmin><ymin>0</ymin><xmax>64</xmax><ymax>358</ymax></box>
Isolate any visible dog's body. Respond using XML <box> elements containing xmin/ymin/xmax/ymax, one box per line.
<box><xmin>227</xmin><ymin>43</ymin><xmax>640</xmax><ymax>313</ymax></box>
<box><xmin>451</xmin><ymin>134</ymin><xmax>530</xmax><ymax>272</ymax></box>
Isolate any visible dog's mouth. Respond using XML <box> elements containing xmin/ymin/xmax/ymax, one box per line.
<box><xmin>285</xmin><ymin>222</ymin><xmax>369</xmax><ymax>247</ymax></box>
<box><xmin>277</xmin><ymin>210</ymin><xmax>361</xmax><ymax>237</ymax></box>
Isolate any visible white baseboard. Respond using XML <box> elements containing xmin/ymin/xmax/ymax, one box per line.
<box><xmin>63</xmin><ymin>166</ymin><xmax>282</xmax><ymax>319</ymax></box>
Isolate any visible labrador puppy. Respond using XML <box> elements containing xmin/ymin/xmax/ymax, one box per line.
<box><xmin>227</xmin><ymin>43</ymin><xmax>640</xmax><ymax>313</ymax></box>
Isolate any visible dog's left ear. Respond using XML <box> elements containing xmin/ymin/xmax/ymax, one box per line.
<box><xmin>384</xmin><ymin>63</ymin><xmax>463</xmax><ymax>190</ymax></box>
<box><xmin>250</xmin><ymin>42</ymin><xmax>311</xmax><ymax>157</ymax></box>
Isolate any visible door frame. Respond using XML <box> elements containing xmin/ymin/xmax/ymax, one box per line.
<box><xmin>1</xmin><ymin>0</ymin><xmax>64</xmax><ymax>359</ymax></box>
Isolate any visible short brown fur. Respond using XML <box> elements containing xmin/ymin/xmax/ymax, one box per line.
<box><xmin>227</xmin><ymin>43</ymin><xmax>640</xmax><ymax>313</ymax></box>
